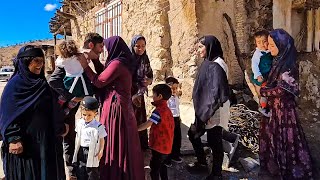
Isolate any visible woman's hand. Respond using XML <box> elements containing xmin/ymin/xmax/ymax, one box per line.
<box><xmin>132</xmin><ymin>94</ymin><xmax>142</xmax><ymax>107</ymax></box>
<box><xmin>77</xmin><ymin>54</ymin><xmax>89</xmax><ymax>69</ymax></box>
<box><xmin>9</xmin><ymin>141</ymin><xmax>23</xmax><ymax>154</ymax></box>
<box><xmin>86</xmin><ymin>50</ymin><xmax>99</xmax><ymax>60</ymax></box>
<box><xmin>61</xmin><ymin>124</ymin><xmax>70</xmax><ymax>137</ymax></box>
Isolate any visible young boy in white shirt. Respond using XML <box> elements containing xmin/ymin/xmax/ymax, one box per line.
<box><xmin>165</xmin><ymin>77</ymin><xmax>183</xmax><ymax>167</ymax></box>
<box><xmin>72</xmin><ymin>96</ymin><xmax>107</xmax><ymax>180</ymax></box>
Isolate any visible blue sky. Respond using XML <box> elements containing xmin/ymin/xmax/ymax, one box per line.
<box><xmin>0</xmin><ymin>1</ymin><xmax>61</xmax><ymax>47</ymax></box>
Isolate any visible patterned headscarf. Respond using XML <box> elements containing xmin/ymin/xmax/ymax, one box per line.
<box><xmin>267</xmin><ymin>29</ymin><xmax>298</xmax><ymax>88</ymax></box>
<box><xmin>130</xmin><ymin>35</ymin><xmax>153</xmax><ymax>83</ymax></box>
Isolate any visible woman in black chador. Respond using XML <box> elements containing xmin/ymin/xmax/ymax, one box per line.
<box><xmin>0</xmin><ymin>45</ymin><xmax>67</xmax><ymax>180</ymax></box>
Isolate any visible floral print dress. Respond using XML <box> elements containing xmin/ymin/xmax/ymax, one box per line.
<box><xmin>259</xmin><ymin>73</ymin><xmax>313</xmax><ymax>179</ymax></box>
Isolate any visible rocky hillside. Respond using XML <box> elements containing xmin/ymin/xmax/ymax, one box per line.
<box><xmin>0</xmin><ymin>39</ymin><xmax>57</xmax><ymax>66</ymax></box>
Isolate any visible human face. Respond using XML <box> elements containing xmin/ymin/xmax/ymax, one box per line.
<box><xmin>168</xmin><ymin>83</ymin><xmax>179</xmax><ymax>96</ymax></box>
<box><xmin>197</xmin><ymin>42</ymin><xmax>207</xmax><ymax>58</ymax></box>
<box><xmin>255</xmin><ymin>36</ymin><xmax>268</xmax><ymax>51</ymax></box>
<box><xmin>267</xmin><ymin>36</ymin><xmax>279</xmax><ymax>56</ymax></box>
<box><xmin>152</xmin><ymin>91</ymin><xmax>163</xmax><ymax>102</ymax></box>
<box><xmin>28</xmin><ymin>57</ymin><xmax>44</xmax><ymax>74</ymax></box>
<box><xmin>90</xmin><ymin>42</ymin><xmax>104</xmax><ymax>56</ymax></box>
<box><xmin>82</xmin><ymin>109</ymin><xmax>97</xmax><ymax>123</ymax></box>
<box><xmin>134</xmin><ymin>39</ymin><xmax>146</xmax><ymax>56</ymax></box>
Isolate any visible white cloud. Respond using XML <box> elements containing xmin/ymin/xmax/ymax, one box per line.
<box><xmin>44</xmin><ymin>4</ymin><xmax>57</xmax><ymax>11</ymax></box>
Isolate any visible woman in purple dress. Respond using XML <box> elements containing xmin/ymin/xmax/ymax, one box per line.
<box><xmin>259</xmin><ymin>29</ymin><xmax>313</xmax><ymax>179</ymax></box>
<box><xmin>79</xmin><ymin>36</ymin><xmax>145</xmax><ymax>180</ymax></box>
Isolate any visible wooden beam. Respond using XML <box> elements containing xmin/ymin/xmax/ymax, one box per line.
<box><xmin>306</xmin><ymin>9</ymin><xmax>314</xmax><ymax>52</ymax></box>
<box><xmin>53</xmin><ymin>20</ymin><xmax>71</xmax><ymax>35</ymax></box>
<box><xmin>56</xmin><ymin>11</ymin><xmax>76</xmax><ymax>19</ymax></box>
<box><xmin>273</xmin><ymin>0</ymin><xmax>292</xmax><ymax>35</ymax></box>
<box><xmin>314</xmin><ymin>8</ymin><xmax>320</xmax><ymax>50</ymax></box>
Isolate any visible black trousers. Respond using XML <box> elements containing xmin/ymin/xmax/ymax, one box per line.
<box><xmin>150</xmin><ymin>150</ymin><xmax>168</xmax><ymax>180</ymax></box>
<box><xmin>74</xmin><ymin>147</ymin><xmax>99</xmax><ymax>180</ymax></box>
<box><xmin>168</xmin><ymin>117</ymin><xmax>182</xmax><ymax>160</ymax></box>
<box><xmin>188</xmin><ymin>126</ymin><xmax>224</xmax><ymax>176</ymax></box>
<box><xmin>63</xmin><ymin>103</ymin><xmax>79</xmax><ymax>176</ymax></box>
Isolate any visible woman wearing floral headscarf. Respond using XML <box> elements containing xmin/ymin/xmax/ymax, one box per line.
<box><xmin>259</xmin><ymin>29</ymin><xmax>313</xmax><ymax>179</ymax></box>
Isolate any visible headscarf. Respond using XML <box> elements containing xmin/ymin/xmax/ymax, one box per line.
<box><xmin>104</xmin><ymin>36</ymin><xmax>136</xmax><ymax>74</ymax></box>
<box><xmin>267</xmin><ymin>29</ymin><xmax>298</xmax><ymax>88</ymax></box>
<box><xmin>0</xmin><ymin>45</ymin><xmax>47</xmax><ymax>140</ymax></box>
<box><xmin>201</xmin><ymin>35</ymin><xmax>224</xmax><ymax>61</ymax></box>
<box><xmin>130</xmin><ymin>35</ymin><xmax>153</xmax><ymax>82</ymax></box>
<box><xmin>193</xmin><ymin>36</ymin><xmax>229</xmax><ymax>123</ymax></box>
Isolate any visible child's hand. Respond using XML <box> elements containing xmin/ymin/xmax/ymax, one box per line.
<box><xmin>257</xmin><ymin>76</ymin><xmax>264</xmax><ymax>82</ymax></box>
<box><xmin>95</xmin><ymin>151</ymin><xmax>103</xmax><ymax>160</ymax></box>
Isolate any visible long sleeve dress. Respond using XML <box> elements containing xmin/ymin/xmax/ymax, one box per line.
<box><xmin>259</xmin><ymin>79</ymin><xmax>313</xmax><ymax>179</ymax></box>
<box><xmin>84</xmin><ymin>60</ymin><xmax>145</xmax><ymax>180</ymax></box>
<box><xmin>2</xmin><ymin>87</ymin><xmax>66</xmax><ymax>180</ymax></box>
<box><xmin>132</xmin><ymin>55</ymin><xmax>153</xmax><ymax>150</ymax></box>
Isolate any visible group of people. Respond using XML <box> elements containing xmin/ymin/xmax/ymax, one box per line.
<box><xmin>0</xmin><ymin>28</ymin><xmax>314</xmax><ymax>180</ymax></box>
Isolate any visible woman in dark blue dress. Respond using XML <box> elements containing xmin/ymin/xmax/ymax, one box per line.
<box><xmin>0</xmin><ymin>45</ymin><xmax>67</xmax><ymax>180</ymax></box>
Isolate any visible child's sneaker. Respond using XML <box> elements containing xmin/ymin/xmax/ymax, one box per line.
<box><xmin>259</xmin><ymin>108</ymin><xmax>271</xmax><ymax>117</ymax></box>
<box><xmin>171</xmin><ymin>157</ymin><xmax>183</xmax><ymax>163</ymax></box>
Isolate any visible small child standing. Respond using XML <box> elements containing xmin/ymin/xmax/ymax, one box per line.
<box><xmin>250</xmin><ymin>30</ymin><xmax>273</xmax><ymax>117</ymax></box>
<box><xmin>164</xmin><ymin>77</ymin><xmax>182</xmax><ymax>167</ymax></box>
<box><xmin>72</xmin><ymin>96</ymin><xmax>107</xmax><ymax>180</ymax></box>
<box><xmin>138</xmin><ymin>84</ymin><xmax>174</xmax><ymax>180</ymax></box>
<box><xmin>55</xmin><ymin>40</ymin><xmax>95</xmax><ymax>115</ymax></box>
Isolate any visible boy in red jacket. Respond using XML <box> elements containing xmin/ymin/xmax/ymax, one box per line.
<box><xmin>138</xmin><ymin>84</ymin><xmax>174</xmax><ymax>180</ymax></box>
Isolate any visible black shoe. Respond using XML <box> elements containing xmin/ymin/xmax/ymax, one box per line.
<box><xmin>186</xmin><ymin>161</ymin><xmax>207</xmax><ymax>173</ymax></box>
<box><xmin>171</xmin><ymin>157</ymin><xmax>183</xmax><ymax>163</ymax></box>
<box><xmin>205</xmin><ymin>175</ymin><xmax>222</xmax><ymax>180</ymax></box>
<box><xmin>164</xmin><ymin>161</ymin><xmax>172</xmax><ymax>168</ymax></box>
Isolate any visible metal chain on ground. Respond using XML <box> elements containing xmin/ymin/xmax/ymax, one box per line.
<box><xmin>228</xmin><ymin>104</ymin><xmax>260</xmax><ymax>153</ymax></box>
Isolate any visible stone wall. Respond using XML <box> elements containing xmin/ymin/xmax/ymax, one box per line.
<box><xmin>298</xmin><ymin>52</ymin><xmax>320</xmax><ymax>177</ymax></box>
<box><xmin>122</xmin><ymin>0</ymin><xmax>173</xmax><ymax>82</ymax></box>
<box><xmin>70</xmin><ymin>3</ymin><xmax>104</xmax><ymax>46</ymax></box>
<box><xmin>195</xmin><ymin>0</ymin><xmax>244</xmax><ymax>85</ymax></box>
<box><xmin>167</xmin><ymin>0</ymin><xmax>198</xmax><ymax>102</ymax></box>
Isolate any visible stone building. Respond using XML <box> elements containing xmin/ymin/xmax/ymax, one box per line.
<box><xmin>49</xmin><ymin>0</ymin><xmax>320</xmax><ymax>176</ymax></box>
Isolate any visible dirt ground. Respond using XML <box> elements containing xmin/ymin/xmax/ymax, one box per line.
<box><xmin>0</xmin><ymin>81</ymin><xmax>269</xmax><ymax>179</ymax></box>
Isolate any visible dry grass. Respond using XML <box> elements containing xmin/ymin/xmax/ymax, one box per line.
<box><xmin>0</xmin><ymin>39</ymin><xmax>60</xmax><ymax>67</ymax></box>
